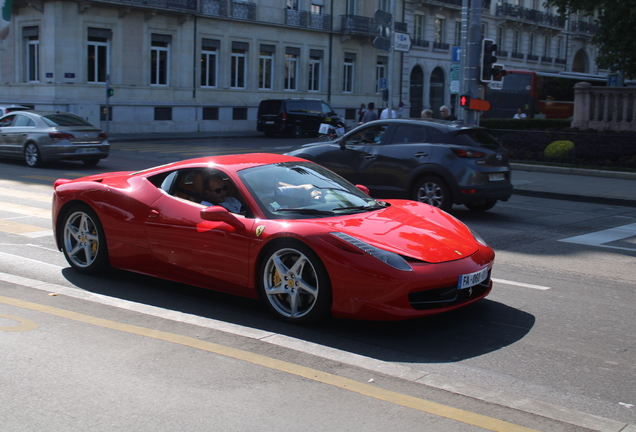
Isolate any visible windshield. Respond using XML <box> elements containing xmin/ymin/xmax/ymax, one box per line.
<box><xmin>42</xmin><ymin>114</ymin><xmax>95</xmax><ymax>127</ymax></box>
<box><xmin>239</xmin><ymin>161</ymin><xmax>382</xmax><ymax>219</ymax></box>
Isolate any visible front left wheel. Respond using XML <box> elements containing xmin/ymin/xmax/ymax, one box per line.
<box><xmin>258</xmin><ymin>241</ymin><xmax>331</xmax><ymax>323</ymax></box>
<box><xmin>61</xmin><ymin>205</ymin><xmax>109</xmax><ymax>274</ymax></box>
<box><xmin>24</xmin><ymin>143</ymin><xmax>42</xmax><ymax>167</ymax></box>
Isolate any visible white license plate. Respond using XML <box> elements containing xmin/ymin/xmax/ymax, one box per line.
<box><xmin>265</xmin><ymin>121</ymin><xmax>275</xmax><ymax>124</ymax></box>
<box><xmin>457</xmin><ymin>266</ymin><xmax>489</xmax><ymax>290</ymax></box>
<box><xmin>489</xmin><ymin>173</ymin><xmax>505</xmax><ymax>182</ymax></box>
<box><xmin>77</xmin><ymin>148</ymin><xmax>98</xmax><ymax>154</ymax></box>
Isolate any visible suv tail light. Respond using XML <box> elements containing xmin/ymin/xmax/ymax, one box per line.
<box><xmin>452</xmin><ymin>149</ymin><xmax>486</xmax><ymax>158</ymax></box>
<box><xmin>98</xmin><ymin>132</ymin><xmax>108</xmax><ymax>140</ymax></box>
<box><xmin>49</xmin><ymin>132</ymin><xmax>75</xmax><ymax>140</ymax></box>
<box><xmin>281</xmin><ymin>113</ymin><xmax>287</xmax><ymax>121</ymax></box>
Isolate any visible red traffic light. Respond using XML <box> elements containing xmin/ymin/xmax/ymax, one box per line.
<box><xmin>460</xmin><ymin>94</ymin><xmax>471</xmax><ymax>108</ymax></box>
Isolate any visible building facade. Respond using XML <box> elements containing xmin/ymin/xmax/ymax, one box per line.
<box><xmin>0</xmin><ymin>0</ymin><xmax>601</xmax><ymax>132</ymax></box>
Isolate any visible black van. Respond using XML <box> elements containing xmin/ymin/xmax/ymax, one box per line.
<box><xmin>257</xmin><ymin>98</ymin><xmax>344</xmax><ymax>138</ymax></box>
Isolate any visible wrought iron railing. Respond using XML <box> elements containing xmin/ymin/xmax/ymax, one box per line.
<box><xmin>569</xmin><ymin>20</ymin><xmax>597</xmax><ymax>35</ymax></box>
<box><xmin>286</xmin><ymin>10</ymin><xmax>331</xmax><ymax>30</ymax></box>
<box><xmin>340</xmin><ymin>15</ymin><xmax>407</xmax><ymax>36</ymax></box>
<box><xmin>496</xmin><ymin>3</ymin><xmax>565</xmax><ymax>28</ymax></box>
<box><xmin>230</xmin><ymin>1</ymin><xmax>255</xmax><ymax>20</ymax></box>
<box><xmin>433</xmin><ymin>41</ymin><xmax>450</xmax><ymax>50</ymax></box>
<box><xmin>413</xmin><ymin>38</ymin><xmax>430</xmax><ymax>48</ymax></box>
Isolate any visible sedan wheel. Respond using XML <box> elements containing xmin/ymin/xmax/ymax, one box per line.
<box><xmin>61</xmin><ymin>205</ymin><xmax>109</xmax><ymax>274</ymax></box>
<box><xmin>24</xmin><ymin>143</ymin><xmax>42</xmax><ymax>167</ymax></box>
<box><xmin>259</xmin><ymin>241</ymin><xmax>331</xmax><ymax>323</ymax></box>
<box><xmin>413</xmin><ymin>176</ymin><xmax>452</xmax><ymax>211</ymax></box>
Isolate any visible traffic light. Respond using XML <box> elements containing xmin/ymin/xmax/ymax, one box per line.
<box><xmin>107</xmin><ymin>88</ymin><xmax>114</xmax><ymax>97</ymax></box>
<box><xmin>481</xmin><ymin>38</ymin><xmax>497</xmax><ymax>82</ymax></box>
<box><xmin>491</xmin><ymin>64</ymin><xmax>507</xmax><ymax>82</ymax></box>
<box><xmin>460</xmin><ymin>94</ymin><xmax>471</xmax><ymax>109</ymax></box>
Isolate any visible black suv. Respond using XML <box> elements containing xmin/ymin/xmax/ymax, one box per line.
<box><xmin>257</xmin><ymin>98</ymin><xmax>344</xmax><ymax>138</ymax></box>
<box><xmin>286</xmin><ymin>118</ymin><xmax>513</xmax><ymax>212</ymax></box>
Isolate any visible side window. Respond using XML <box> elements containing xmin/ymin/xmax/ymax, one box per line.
<box><xmin>14</xmin><ymin>115</ymin><xmax>35</xmax><ymax>127</ymax></box>
<box><xmin>0</xmin><ymin>115</ymin><xmax>17</xmax><ymax>127</ymax></box>
<box><xmin>321</xmin><ymin>102</ymin><xmax>333</xmax><ymax>115</ymax></box>
<box><xmin>424</xmin><ymin>127</ymin><xmax>451</xmax><ymax>143</ymax></box>
<box><xmin>345</xmin><ymin>124</ymin><xmax>389</xmax><ymax>145</ymax></box>
<box><xmin>389</xmin><ymin>125</ymin><xmax>426</xmax><ymax>144</ymax></box>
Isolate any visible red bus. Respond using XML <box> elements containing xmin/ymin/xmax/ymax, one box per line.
<box><xmin>483</xmin><ymin>70</ymin><xmax>606</xmax><ymax>119</ymax></box>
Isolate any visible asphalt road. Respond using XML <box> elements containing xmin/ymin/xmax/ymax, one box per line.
<box><xmin>1</xmin><ymin>136</ymin><xmax>635</xmax><ymax>432</ymax></box>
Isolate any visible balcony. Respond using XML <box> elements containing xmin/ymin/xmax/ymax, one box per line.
<box><xmin>286</xmin><ymin>9</ymin><xmax>331</xmax><ymax>30</ymax></box>
<box><xmin>340</xmin><ymin>15</ymin><xmax>407</xmax><ymax>36</ymax></box>
<box><xmin>200</xmin><ymin>0</ymin><xmax>255</xmax><ymax>19</ymax></box>
<box><xmin>413</xmin><ymin>38</ymin><xmax>430</xmax><ymax>48</ymax></box>
<box><xmin>496</xmin><ymin>3</ymin><xmax>565</xmax><ymax>28</ymax></box>
<box><xmin>569</xmin><ymin>20</ymin><xmax>597</xmax><ymax>35</ymax></box>
<box><xmin>511</xmin><ymin>52</ymin><xmax>525</xmax><ymax>60</ymax></box>
<box><xmin>433</xmin><ymin>41</ymin><xmax>450</xmax><ymax>50</ymax></box>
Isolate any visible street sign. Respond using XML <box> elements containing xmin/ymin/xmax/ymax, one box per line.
<box><xmin>394</xmin><ymin>32</ymin><xmax>411</xmax><ymax>52</ymax></box>
<box><xmin>373</xmin><ymin>37</ymin><xmax>391</xmax><ymax>52</ymax></box>
<box><xmin>469</xmin><ymin>98</ymin><xmax>491</xmax><ymax>111</ymax></box>
<box><xmin>452</xmin><ymin>46</ymin><xmax>461</xmax><ymax>62</ymax></box>
<box><xmin>379</xmin><ymin>78</ymin><xmax>387</xmax><ymax>90</ymax></box>
<box><xmin>374</xmin><ymin>9</ymin><xmax>392</xmax><ymax>25</ymax></box>
<box><xmin>450</xmin><ymin>64</ymin><xmax>460</xmax><ymax>94</ymax></box>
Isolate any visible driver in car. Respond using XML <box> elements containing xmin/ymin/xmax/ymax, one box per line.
<box><xmin>201</xmin><ymin>174</ymin><xmax>243</xmax><ymax>213</ymax></box>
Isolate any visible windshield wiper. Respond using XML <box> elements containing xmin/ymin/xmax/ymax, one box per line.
<box><xmin>332</xmin><ymin>203</ymin><xmax>386</xmax><ymax>212</ymax></box>
<box><xmin>272</xmin><ymin>208</ymin><xmax>335</xmax><ymax>215</ymax></box>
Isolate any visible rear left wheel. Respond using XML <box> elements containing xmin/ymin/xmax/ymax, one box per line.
<box><xmin>61</xmin><ymin>205</ymin><xmax>109</xmax><ymax>274</ymax></box>
<box><xmin>24</xmin><ymin>143</ymin><xmax>42</xmax><ymax>167</ymax></box>
<box><xmin>258</xmin><ymin>240</ymin><xmax>331</xmax><ymax>323</ymax></box>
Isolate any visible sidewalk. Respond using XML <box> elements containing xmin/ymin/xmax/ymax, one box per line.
<box><xmin>108</xmin><ymin>131</ymin><xmax>636</xmax><ymax>207</ymax></box>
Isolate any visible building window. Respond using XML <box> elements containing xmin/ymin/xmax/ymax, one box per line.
<box><xmin>87</xmin><ymin>28</ymin><xmax>111</xmax><ymax>84</ymax></box>
<box><xmin>528</xmin><ymin>33</ymin><xmax>535</xmax><ymax>55</ymax></box>
<box><xmin>379</xmin><ymin>0</ymin><xmax>389</xmax><ymax>11</ymax></box>
<box><xmin>310</xmin><ymin>4</ymin><xmax>323</xmax><ymax>14</ymax></box>
<box><xmin>497</xmin><ymin>27</ymin><xmax>505</xmax><ymax>52</ymax></box>
<box><xmin>513</xmin><ymin>30</ymin><xmax>520</xmax><ymax>54</ymax></box>
<box><xmin>347</xmin><ymin>0</ymin><xmax>357</xmax><ymax>15</ymax></box>
<box><xmin>434</xmin><ymin>18</ymin><xmax>445</xmax><ymax>43</ymax></box>
<box><xmin>231</xmin><ymin>42</ymin><xmax>248</xmax><ymax>89</ymax></box>
<box><xmin>151</xmin><ymin>34</ymin><xmax>171</xmax><ymax>86</ymax></box>
<box><xmin>542</xmin><ymin>35</ymin><xmax>550</xmax><ymax>57</ymax></box>
<box><xmin>285</xmin><ymin>47</ymin><xmax>300</xmax><ymax>91</ymax></box>
<box><xmin>233</xmin><ymin>107</ymin><xmax>248</xmax><ymax>120</ymax></box>
<box><xmin>154</xmin><ymin>107</ymin><xmax>172</xmax><ymax>120</ymax></box>
<box><xmin>308</xmin><ymin>50</ymin><xmax>322</xmax><ymax>92</ymax></box>
<box><xmin>201</xmin><ymin>39</ymin><xmax>219</xmax><ymax>88</ymax></box>
<box><xmin>202</xmin><ymin>107</ymin><xmax>219</xmax><ymax>120</ymax></box>
<box><xmin>287</xmin><ymin>0</ymin><xmax>298</xmax><ymax>10</ymax></box>
<box><xmin>259</xmin><ymin>45</ymin><xmax>275</xmax><ymax>90</ymax></box>
<box><xmin>23</xmin><ymin>27</ymin><xmax>39</xmax><ymax>83</ymax></box>
<box><xmin>414</xmin><ymin>15</ymin><xmax>425</xmax><ymax>44</ymax></box>
<box><xmin>376</xmin><ymin>57</ymin><xmax>387</xmax><ymax>93</ymax></box>
<box><xmin>343</xmin><ymin>53</ymin><xmax>355</xmax><ymax>93</ymax></box>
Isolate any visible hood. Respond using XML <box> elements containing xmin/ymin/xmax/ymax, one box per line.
<box><xmin>316</xmin><ymin>201</ymin><xmax>479</xmax><ymax>264</ymax></box>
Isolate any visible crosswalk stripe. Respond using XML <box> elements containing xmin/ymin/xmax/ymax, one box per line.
<box><xmin>0</xmin><ymin>201</ymin><xmax>51</xmax><ymax>219</ymax></box>
<box><xmin>0</xmin><ymin>186</ymin><xmax>51</xmax><ymax>203</ymax></box>
<box><xmin>0</xmin><ymin>220</ymin><xmax>51</xmax><ymax>236</ymax></box>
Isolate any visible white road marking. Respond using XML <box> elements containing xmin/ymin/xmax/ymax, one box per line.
<box><xmin>492</xmin><ymin>278</ymin><xmax>551</xmax><ymax>291</ymax></box>
<box><xmin>559</xmin><ymin>222</ymin><xmax>636</xmax><ymax>252</ymax></box>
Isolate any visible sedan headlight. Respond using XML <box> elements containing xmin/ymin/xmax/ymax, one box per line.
<box><xmin>331</xmin><ymin>232</ymin><xmax>413</xmax><ymax>271</ymax></box>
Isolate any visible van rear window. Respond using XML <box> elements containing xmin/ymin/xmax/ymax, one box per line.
<box><xmin>258</xmin><ymin>100</ymin><xmax>282</xmax><ymax>115</ymax></box>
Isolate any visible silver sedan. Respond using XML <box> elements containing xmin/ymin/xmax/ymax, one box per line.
<box><xmin>0</xmin><ymin>110</ymin><xmax>109</xmax><ymax>167</ymax></box>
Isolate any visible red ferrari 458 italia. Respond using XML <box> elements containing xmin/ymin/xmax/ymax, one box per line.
<box><xmin>52</xmin><ymin>153</ymin><xmax>494</xmax><ymax>323</ymax></box>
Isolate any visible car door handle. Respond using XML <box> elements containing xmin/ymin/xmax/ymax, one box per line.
<box><xmin>148</xmin><ymin>209</ymin><xmax>159</xmax><ymax>218</ymax></box>
<box><xmin>414</xmin><ymin>152</ymin><xmax>428</xmax><ymax>158</ymax></box>
<box><xmin>364</xmin><ymin>155</ymin><xmax>377</xmax><ymax>160</ymax></box>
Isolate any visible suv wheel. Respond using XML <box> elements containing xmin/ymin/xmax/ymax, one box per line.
<box><xmin>413</xmin><ymin>176</ymin><xmax>452</xmax><ymax>212</ymax></box>
<box><xmin>292</xmin><ymin>124</ymin><xmax>302</xmax><ymax>138</ymax></box>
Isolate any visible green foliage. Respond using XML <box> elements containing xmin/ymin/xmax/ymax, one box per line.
<box><xmin>544</xmin><ymin>140</ymin><xmax>575</xmax><ymax>158</ymax></box>
<box><xmin>544</xmin><ymin>0</ymin><xmax>636</xmax><ymax>77</ymax></box>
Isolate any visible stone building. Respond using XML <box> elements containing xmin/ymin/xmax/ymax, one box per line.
<box><xmin>0</xmin><ymin>0</ymin><xmax>602</xmax><ymax>132</ymax></box>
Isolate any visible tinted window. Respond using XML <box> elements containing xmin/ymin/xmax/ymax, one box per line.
<box><xmin>287</xmin><ymin>100</ymin><xmax>321</xmax><ymax>114</ymax></box>
<box><xmin>424</xmin><ymin>126</ymin><xmax>453</xmax><ymax>144</ymax></box>
<box><xmin>389</xmin><ymin>125</ymin><xmax>426</xmax><ymax>144</ymax></box>
<box><xmin>345</xmin><ymin>124</ymin><xmax>389</xmax><ymax>145</ymax></box>
<box><xmin>42</xmin><ymin>114</ymin><xmax>93</xmax><ymax>127</ymax></box>
<box><xmin>454</xmin><ymin>130</ymin><xmax>502</xmax><ymax>149</ymax></box>
<box><xmin>258</xmin><ymin>100</ymin><xmax>281</xmax><ymax>115</ymax></box>
<box><xmin>0</xmin><ymin>115</ymin><xmax>16</xmax><ymax>127</ymax></box>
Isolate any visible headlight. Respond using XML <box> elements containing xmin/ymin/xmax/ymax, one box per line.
<box><xmin>330</xmin><ymin>232</ymin><xmax>413</xmax><ymax>271</ymax></box>
<box><xmin>470</xmin><ymin>229</ymin><xmax>489</xmax><ymax>247</ymax></box>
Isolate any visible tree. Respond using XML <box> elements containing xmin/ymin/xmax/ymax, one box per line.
<box><xmin>545</xmin><ymin>0</ymin><xmax>636</xmax><ymax>77</ymax></box>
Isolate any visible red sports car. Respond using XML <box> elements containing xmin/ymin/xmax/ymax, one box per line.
<box><xmin>52</xmin><ymin>153</ymin><xmax>494</xmax><ymax>323</ymax></box>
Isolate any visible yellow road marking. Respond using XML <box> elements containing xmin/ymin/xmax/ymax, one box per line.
<box><xmin>0</xmin><ymin>220</ymin><xmax>50</xmax><ymax>235</ymax></box>
<box><xmin>0</xmin><ymin>201</ymin><xmax>51</xmax><ymax>219</ymax></box>
<box><xmin>0</xmin><ymin>314</ymin><xmax>39</xmax><ymax>332</ymax></box>
<box><xmin>0</xmin><ymin>294</ymin><xmax>538</xmax><ymax>432</ymax></box>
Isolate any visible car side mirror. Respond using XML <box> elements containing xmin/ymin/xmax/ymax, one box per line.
<box><xmin>200</xmin><ymin>206</ymin><xmax>244</xmax><ymax>231</ymax></box>
<box><xmin>356</xmin><ymin>184</ymin><xmax>370</xmax><ymax>195</ymax></box>
<box><xmin>338</xmin><ymin>137</ymin><xmax>346</xmax><ymax>151</ymax></box>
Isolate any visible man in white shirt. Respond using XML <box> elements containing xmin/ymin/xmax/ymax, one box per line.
<box><xmin>380</xmin><ymin>108</ymin><xmax>397</xmax><ymax>119</ymax></box>
<box><xmin>201</xmin><ymin>174</ymin><xmax>242</xmax><ymax>213</ymax></box>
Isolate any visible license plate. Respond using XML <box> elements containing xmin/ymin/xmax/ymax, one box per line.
<box><xmin>489</xmin><ymin>173</ymin><xmax>505</xmax><ymax>182</ymax></box>
<box><xmin>457</xmin><ymin>266</ymin><xmax>489</xmax><ymax>290</ymax></box>
<box><xmin>77</xmin><ymin>148</ymin><xmax>98</xmax><ymax>154</ymax></box>
<box><xmin>265</xmin><ymin>121</ymin><xmax>274</xmax><ymax>124</ymax></box>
